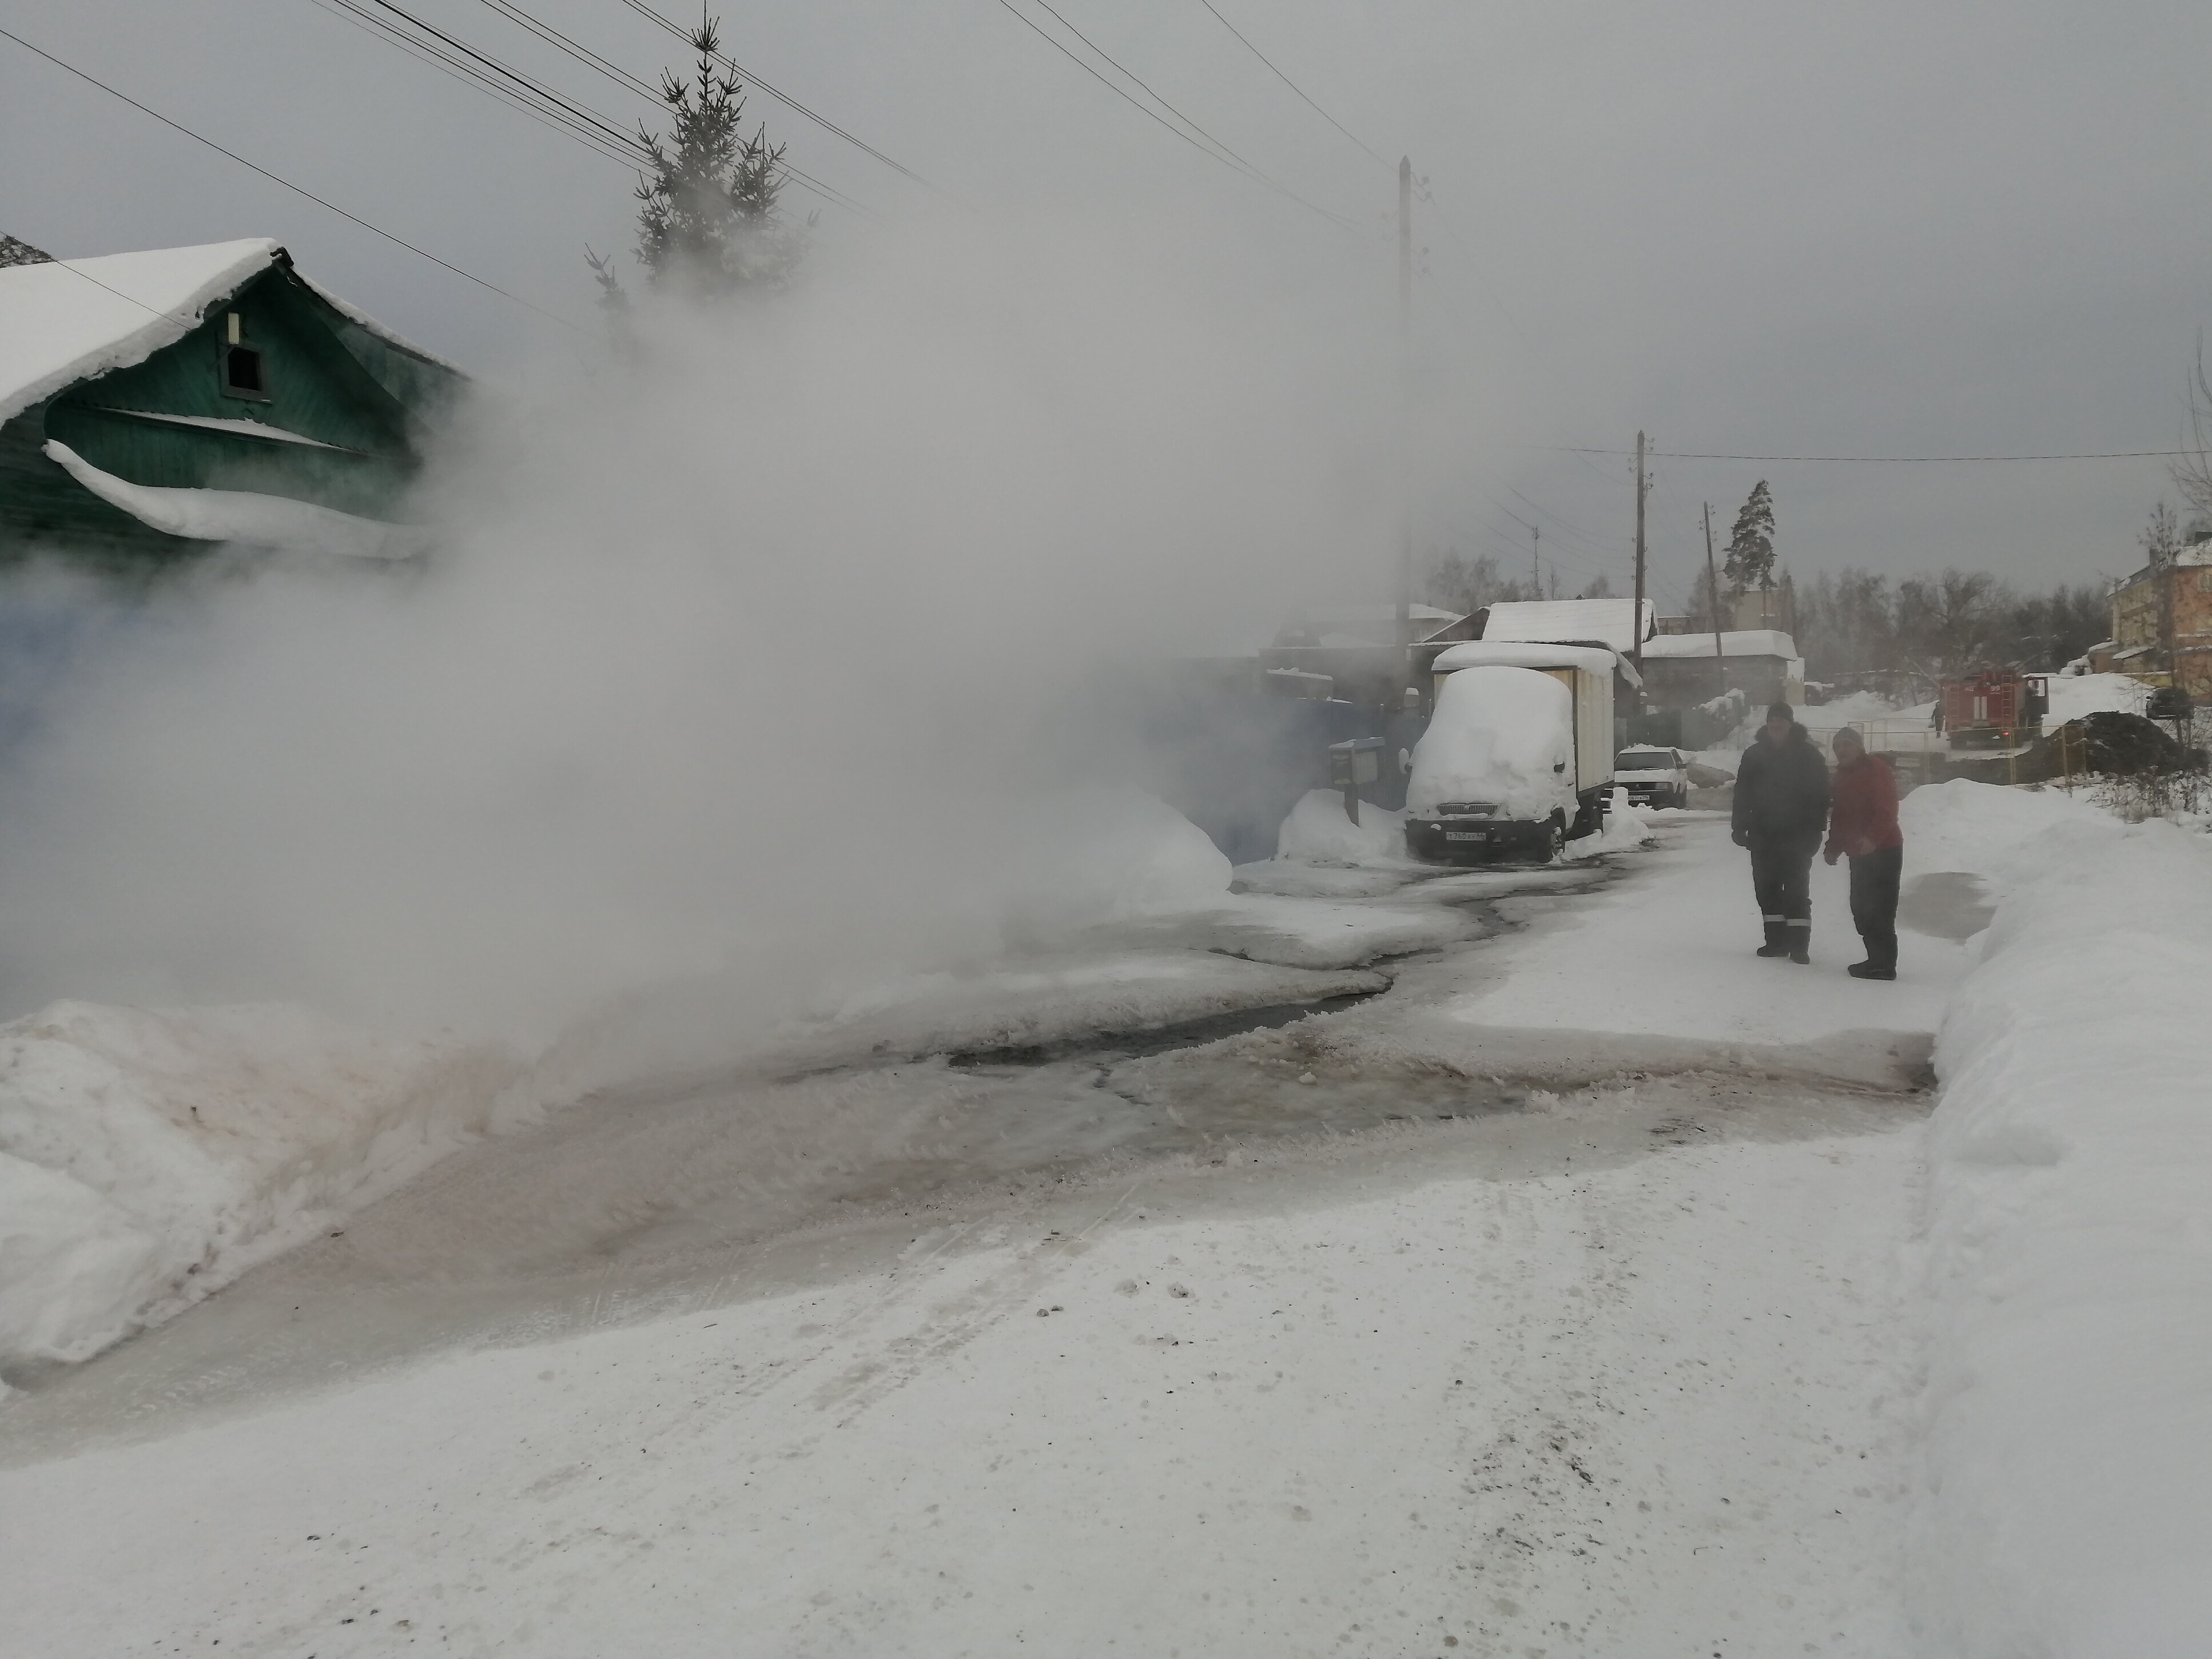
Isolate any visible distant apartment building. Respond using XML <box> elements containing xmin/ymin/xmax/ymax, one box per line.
<box><xmin>2103</xmin><ymin>530</ymin><xmax>2212</xmax><ymax>698</ymax></box>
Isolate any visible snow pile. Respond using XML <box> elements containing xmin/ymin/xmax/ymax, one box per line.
<box><xmin>1796</xmin><ymin>689</ymin><xmax>1901</xmax><ymax>743</ymax></box>
<box><xmin>1273</xmin><ymin>788</ymin><xmax>1413</xmax><ymax>865</ymax></box>
<box><xmin>1406</xmin><ymin>665</ymin><xmax>1574</xmax><ymax>820</ymax></box>
<box><xmin>0</xmin><ymin>1002</ymin><xmax>519</xmax><ymax>1368</ymax></box>
<box><xmin>1563</xmin><ymin>788</ymin><xmax>1656</xmax><ymax>860</ymax></box>
<box><xmin>1913</xmin><ymin>791</ymin><xmax>2212</xmax><ymax>1654</ymax></box>
<box><xmin>2043</xmin><ymin>670</ymin><xmax>2150</xmax><ymax>725</ymax></box>
<box><xmin>1004</xmin><ymin>786</ymin><xmax>1231</xmax><ymax>933</ymax></box>
<box><xmin>1897</xmin><ymin>777</ymin><xmax>2111</xmax><ymax>890</ymax></box>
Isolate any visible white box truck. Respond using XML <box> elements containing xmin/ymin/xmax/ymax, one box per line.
<box><xmin>1402</xmin><ymin>642</ymin><xmax>1621</xmax><ymax>862</ymax></box>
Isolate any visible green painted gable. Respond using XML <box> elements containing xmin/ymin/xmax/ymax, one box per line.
<box><xmin>0</xmin><ymin>256</ymin><xmax>466</xmax><ymax>569</ymax></box>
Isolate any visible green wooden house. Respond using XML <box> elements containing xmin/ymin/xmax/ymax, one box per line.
<box><xmin>0</xmin><ymin>240</ymin><xmax>466</xmax><ymax>567</ymax></box>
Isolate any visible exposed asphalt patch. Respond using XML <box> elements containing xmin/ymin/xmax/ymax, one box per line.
<box><xmin>946</xmin><ymin>990</ymin><xmax>1385</xmax><ymax>1068</ymax></box>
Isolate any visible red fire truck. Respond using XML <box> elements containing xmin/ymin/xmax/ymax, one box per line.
<box><xmin>1940</xmin><ymin>669</ymin><xmax>2050</xmax><ymax>750</ymax></box>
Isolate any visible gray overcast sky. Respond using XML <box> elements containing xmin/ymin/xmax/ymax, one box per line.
<box><xmin>6</xmin><ymin>0</ymin><xmax>2210</xmax><ymax>603</ymax></box>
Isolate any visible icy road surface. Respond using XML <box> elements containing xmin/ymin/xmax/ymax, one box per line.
<box><xmin>2</xmin><ymin>819</ymin><xmax>1967</xmax><ymax>1656</ymax></box>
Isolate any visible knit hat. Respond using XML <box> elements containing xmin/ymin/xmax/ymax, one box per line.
<box><xmin>1832</xmin><ymin>726</ymin><xmax>1865</xmax><ymax>751</ymax></box>
<box><xmin>1765</xmin><ymin>701</ymin><xmax>1794</xmax><ymax>723</ymax></box>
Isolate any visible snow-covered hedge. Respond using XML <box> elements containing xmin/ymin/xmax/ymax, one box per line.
<box><xmin>1913</xmin><ymin>786</ymin><xmax>2212</xmax><ymax>1656</ymax></box>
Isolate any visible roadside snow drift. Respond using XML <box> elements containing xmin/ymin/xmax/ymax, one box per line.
<box><xmin>1406</xmin><ymin>665</ymin><xmax>1573</xmax><ymax>820</ymax></box>
<box><xmin>0</xmin><ymin>1004</ymin><xmax>520</xmax><ymax>1368</ymax></box>
<box><xmin>1913</xmin><ymin>785</ymin><xmax>2212</xmax><ymax>1657</ymax></box>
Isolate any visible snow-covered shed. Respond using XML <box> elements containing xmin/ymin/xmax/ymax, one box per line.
<box><xmin>0</xmin><ymin>240</ymin><xmax>465</xmax><ymax>564</ymax></box>
<box><xmin>1637</xmin><ymin>628</ymin><xmax>1805</xmax><ymax>710</ymax></box>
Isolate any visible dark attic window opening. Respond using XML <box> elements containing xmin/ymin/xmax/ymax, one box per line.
<box><xmin>219</xmin><ymin>311</ymin><xmax>269</xmax><ymax>402</ymax></box>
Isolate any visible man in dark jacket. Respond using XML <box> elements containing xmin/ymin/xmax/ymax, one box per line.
<box><xmin>1730</xmin><ymin>701</ymin><xmax>1831</xmax><ymax>963</ymax></box>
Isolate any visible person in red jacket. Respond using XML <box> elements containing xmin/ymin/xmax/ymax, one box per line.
<box><xmin>1823</xmin><ymin>727</ymin><xmax>1904</xmax><ymax>980</ymax></box>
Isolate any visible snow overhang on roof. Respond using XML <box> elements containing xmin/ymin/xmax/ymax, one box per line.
<box><xmin>0</xmin><ymin>240</ymin><xmax>457</xmax><ymax>427</ymax></box>
<box><xmin>1638</xmin><ymin>628</ymin><xmax>1800</xmax><ymax>660</ymax></box>
<box><xmin>1431</xmin><ymin>640</ymin><xmax>1621</xmax><ymax>677</ymax></box>
<box><xmin>45</xmin><ymin>440</ymin><xmax>428</xmax><ymax>561</ymax></box>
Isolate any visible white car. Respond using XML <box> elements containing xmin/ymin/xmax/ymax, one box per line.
<box><xmin>1614</xmin><ymin>746</ymin><xmax>1690</xmax><ymax>809</ymax></box>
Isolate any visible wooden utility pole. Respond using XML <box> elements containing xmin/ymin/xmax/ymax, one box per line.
<box><xmin>1703</xmin><ymin>500</ymin><xmax>1726</xmax><ymax>697</ymax></box>
<box><xmin>1632</xmin><ymin>430</ymin><xmax>1648</xmax><ymax>675</ymax></box>
<box><xmin>1530</xmin><ymin>526</ymin><xmax>1540</xmax><ymax>595</ymax></box>
<box><xmin>1395</xmin><ymin>156</ymin><xmax>1414</xmax><ymax>695</ymax></box>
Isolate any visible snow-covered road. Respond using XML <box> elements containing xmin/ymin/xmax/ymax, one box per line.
<box><xmin>3</xmin><ymin>818</ymin><xmax>1961</xmax><ymax>1656</ymax></box>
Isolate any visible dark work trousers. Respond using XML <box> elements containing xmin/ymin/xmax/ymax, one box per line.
<box><xmin>1749</xmin><ymin>836</ymin><xmax>1817</xmax><ymax>932</ymax></box>
<box><xmin>1848</xmin><ymin>845</ymin><xmax>1904</xmax><ymax>969</ymax></box>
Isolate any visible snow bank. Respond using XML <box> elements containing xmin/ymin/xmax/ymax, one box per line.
<box><xmin>1406</xmin><ymin>665</ymin><xmax>1574</xmax><ymax>820</ymax></box>
<box><xmin>1009</xmin><ymin>786</ymin><xmax>1231</xmax><ymax>929</ymax></box>
<box><xmin>1562</xmin><ymin>788</ymin><xmax>1656</xmax><ymax>860</ymax></box>
<box><xmin>1897</xmin><ymin>777</ymin><xmax>2111</xmax><ymax>890</ymax></box>
<box><xmin>0</xmin><ymin>1003</ymin><xmax>520</xmax><ymax>1369</ymax></box>
<box><xmin>2044</xmin><ymin>670</ymin><xmax>2149</xmax><ymax>725</ymax></box>
<box><xmin>1912</xmin><ymin>790</ymin><xmax>2212</xmax><ymax>1655</ymax></box>
<box><xmin>1273</xmin><ymin>788</ymin><xmax>1414</xmax><ymax>866</ymax></box>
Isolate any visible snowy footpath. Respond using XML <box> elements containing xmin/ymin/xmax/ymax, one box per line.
<box><xmin>3</xmin><ymin>785</ymin><xmax>2208</xmax><ymax>1657</ymax></box>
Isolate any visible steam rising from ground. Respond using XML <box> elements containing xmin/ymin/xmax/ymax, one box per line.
<box><xmin>0</xmin><ymin>221</ymin><xmax>1391</xmax><ymax>1049</ymax></box>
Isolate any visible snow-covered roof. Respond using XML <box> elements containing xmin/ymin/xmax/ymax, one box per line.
<box><xmin>1478</xmin><ymin>598</ymin><xmax>1654</xmax><ymax>654</ymax></box>
<box><xmin>1640</xmin><ymin>628</ymin><xmax>1800</xmax><ymax>660</ymax></box>
<box><xmin>45</xmin><ymin>440</ymin><xmax>427</xmax><ymax>561</ymax></box>
<box><xmin>1431</xmin><ymin>640</ymin><xmax>1621</xmax><ymax>677</ymax></box>
<box><xmin>0</xmin><ymin>240</ymin><xmax>455</xmax><ymax>427</ymax></box>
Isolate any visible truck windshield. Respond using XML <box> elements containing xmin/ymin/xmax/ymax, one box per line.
<box><xmin>1617</xmin><ymin>750</ymin><xmax>1675</xmax><ymax>769</ymax></box>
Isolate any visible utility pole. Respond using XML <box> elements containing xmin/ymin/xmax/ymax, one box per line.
<box><xmin>1703</xmin><ymin>500</ymin><xmax>1726</xmax><ymax>698</ymax></box>
<box><xmin>1396</xmin><ymin>155</ymin><xmax>1414</xmax><ymax>695</ymax></box>
<box><xmin>1530</xmin><ymin>526</ymin><xmax>1540</xmax><ymax>595</ymax></box>
<box><xmin>1632</xmin><ymin>430</ymin><xmax>1648</xmax><ymax>677</ymax></box>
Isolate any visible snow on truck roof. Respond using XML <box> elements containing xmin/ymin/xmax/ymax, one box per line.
<box><xmin>1431</xmin><ymin>640</ymin><xmax>1621</xmax><ymax>676</ymax></box>
<box><xmin>0</xmin><ymin>240</ymin><xmax>456</xmax><ymax>426</ymax></box>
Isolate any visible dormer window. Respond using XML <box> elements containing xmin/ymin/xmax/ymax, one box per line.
<box><xmin>219</xmin><ymin>311</ymin><xmax>268</xmax><ymax>401</ymax></box>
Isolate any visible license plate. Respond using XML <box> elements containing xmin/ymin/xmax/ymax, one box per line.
<box><xmin>1445</xmin><ymin>831</ymin><xmax>1486</xmax><ymax>842</ymax></box>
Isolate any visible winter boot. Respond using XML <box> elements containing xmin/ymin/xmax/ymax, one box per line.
<box><xmin>1756</xmin><ymin>918</ymin><xmax>1788</xmax><ymax>958</ymax></box>
<box><xmin>1787</xmin><ymin>922</ymin><xmax>1811</xmax><ymax>965</ymax></box>
<box><xmin>1847</xmin><ymin>961</ymin><xmax>1896</xmax><ymax>981</ymax></box>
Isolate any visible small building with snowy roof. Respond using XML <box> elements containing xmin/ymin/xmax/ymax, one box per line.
<box><xmin>1637</xmin><ymin>628</ymin><xmax>1805</xmax><ymax>710</ymax></box>
<box><xmin>0</xmin><ymin>239</ymin><xmax>465</xmax><ymax>566</ymax></box>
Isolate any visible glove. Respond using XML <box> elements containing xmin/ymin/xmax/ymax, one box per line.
<box><xmin>1823</xmin><ymin>846</ymin><xmax>1840</xmax><ymax>865</ymax></box>
<box><xmin>1731</xmin><ymin>827</ymin><xmax>1750</xmax><ymax>848</ymax></box>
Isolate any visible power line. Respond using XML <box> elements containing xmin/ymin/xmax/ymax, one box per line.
<box><xmin>1192</xmin><ymin>0</ymin><xmax>1388</xmax><ymax>166</ymax></box>
<box><xmin>305</xmin><ymin>0</ymin><xmax>644</xmax><ymax>166</ymax></box>
<box><xmin>988</xmin><ymin>0</ymin><xmax>1357</xmax><ymax>229</ymax></box>
<box><xmin>610</xmin><ymin>0</ymin><xmax>956</xmax><ymax>202</ymax></box>
<box><xmin>460</xmin><ymin>0</ymin><xmax>878</xmax><ymax>217</ymax></box>
<box><xmin>1549</xmin><ymin>445</ymin><xmax>2193</xmax><ymax>464</ymax></box>
<box><xmin>0</xmin><ymin>25</ymin><xmax>586</xmax><ymax>331</ymax></box>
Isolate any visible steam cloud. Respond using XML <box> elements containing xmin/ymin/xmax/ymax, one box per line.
<box><xmin>0</xmin><ymin>218</ymin><xmax>1396</xmax><ymax>1052</ymax></box>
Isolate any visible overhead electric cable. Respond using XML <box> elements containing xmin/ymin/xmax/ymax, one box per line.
<box><xmin>609</xmin><ymin>0</ymin><xmax>956</xmax><ymax>200</ymax></box>
<box><xmin>1549</xmin><ymin>445</ymin><xmax>2193</xmax><ymax>463</ymax></box>
<box><xmin>459</xmin><ymin>0</ymin><xmax>878</xmax><ymax>216</ymax></box>
<box><xmin>306</xmin><ymin>0</ymin><xmax>644</xmax><ymax>166</ymax></box>
<box><xmin>988</xmin><ymin>0</ymin><xmax>1356</xmax><ymax>229</ymax></box>
<box><xmin>0</xmin><ymin>26</ymin><xmax>586</xmax><ymax>331</ymax></box>
<box><xmin>1192</xmin><ymin>0</ymin><xmax>1389</xmax><ymax>166</ymax></box>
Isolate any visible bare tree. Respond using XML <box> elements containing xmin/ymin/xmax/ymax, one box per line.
<box><xmin>2174</xmin><ymin>340</ymin><xmax>2212</xmax><ymax>523</ymax></box>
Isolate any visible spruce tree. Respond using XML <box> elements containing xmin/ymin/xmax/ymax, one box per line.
<box><xmin>1722</xmin><ymin>480</ymin><xmax>1777</xmax><ymax>595</ymax></box>
<box><xmin>588</xmin><ymin>17</ymin><xmax>803</xmax><ymax>303</ymax></box>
